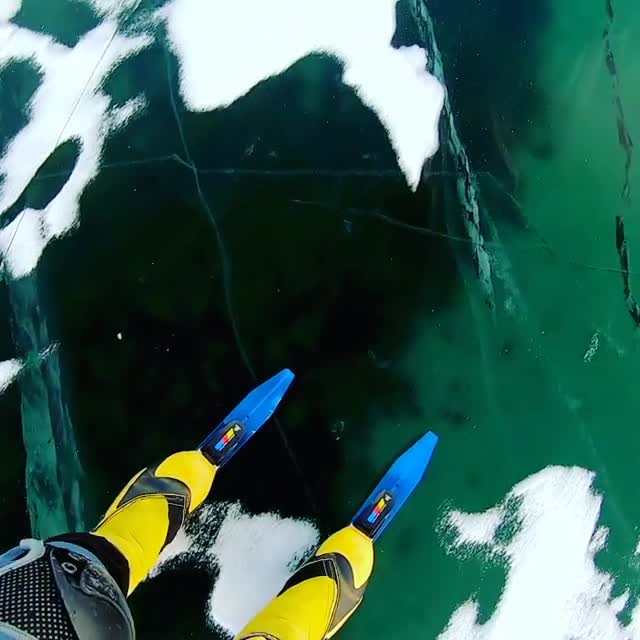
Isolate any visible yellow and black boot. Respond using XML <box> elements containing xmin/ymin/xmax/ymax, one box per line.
<box><xmin>237</xmin><ymin>524</ymin><xmax>373</xmax><ymax>640</ymax></box>
<box><xmin>93</xmin><ymin>368</ymin><xmax>295</xmax><ymax>595</ymax></box>
<box><xmin>236</xmin><ymin>431</ymin><xmax>439</xmax><ymax>640</ymax></box>
<box><xmin>92</xmin><ymin>449</ymin><xmax>216</xmax><ymax>594</ymax></box>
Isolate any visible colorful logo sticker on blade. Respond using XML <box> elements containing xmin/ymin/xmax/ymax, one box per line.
<box><xmin>367</xmin><ymin>492</ymin><xmax>393</xmax><ymax>524</ymax></box>
<box><xmin>215</xmin><ymin>424</ymin><xmax>242</xmax><ymax>452</ymax></box>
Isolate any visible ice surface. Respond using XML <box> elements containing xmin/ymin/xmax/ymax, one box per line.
<box><xmin>152</xmin><ymin>502</ymin><xmax>319</xmax><ymax>636</ymax></box>
<box><xmin>408</xmin><ymin>0</ymin><xmax>496</xmax><ymax>309</ymax></box>
<box><xmin>160</xmin><ymin>0</ymin><xmax>444</xmax><ymax>190</ymax></box>
<box><xmin>440</xmin><ymin>466</ymin><xmax>640</xmax><ymax>640</ymax></box>
<box><xmin>7</xmin><ymin>277</ymin><xmax>86</xmax><ymax>537</ymax></box>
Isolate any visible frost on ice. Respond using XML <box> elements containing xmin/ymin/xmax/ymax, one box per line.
<box><xmin>439</xmin><ymin>466</ymin><xmax>640</xmax><ymax>640</ymax></box>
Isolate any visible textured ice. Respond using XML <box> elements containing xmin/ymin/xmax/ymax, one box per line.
<box><xmin>0</xmin><ymin>22</ymin><xmax>149</xmax><ymax>277</ymax></box>
<box><xmin>8</xmin><ymin>275</ymin><xmax>86</xmax><ymax>536</ymax></box>
<box><xmin>439</xmin><ymin>466</ymin><xmax>640</xmax><ymax>640</ymax></box>
<box><xmin>409</xmin><ymin>0</ymin><xmax>496</xmax><ymax>309</ymax></box>
<box><xmin>152</xmin><ymin>503</ymin><xmax>319</xmax><ymax>637</ymax></box>
<box><xmin>161</xmin><ymin>0</ymin><xmax>445</xmax><ymax>190</ymax></box>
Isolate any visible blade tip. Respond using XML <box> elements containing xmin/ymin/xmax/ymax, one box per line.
<box><xmin>425</xmin><ymin>430</ymin><xmax>439</xmax><ymax>445</ymax></box>
<box><xmin>273</xmin><ymin>368</ymin><xmax>295</xmax><ymax>385</ymax></box>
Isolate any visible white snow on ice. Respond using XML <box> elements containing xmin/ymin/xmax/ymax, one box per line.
<box><xmin>160</xmin><ymin>0</ymin><xmax>445</xmax><ymax>190</ymax></box>
<box><xmin>0</xmin><ymin>0</ymin><xmax>21</xmax><ymax>21</ymax></box>
<box><xmin>79</xmin><ymin>0</ymin><xmax>140</xmax><ymax>18</ymax></box>
<box><xmin>0</xmin><ymin>358</ymin><xmax>23</xmax><ymax>392</ymax></box>
<box><xmin>439</xmin><ymin>466</ymin><xmax>640</xmax><ymax>640</ymax></box>
<box><xmin>448</xmin><ymin>507</ymin><xmax>504</xmax><ymax>546</ymax></box>
<box><xmin>0</xmin><ymin>21</ymin><xmax>150</xmax><ymax>277</ymax></box>
<box><xmin>152</xmin><ymin>502</ymin><xmax>319</xmax><ymax>637</ymax></box>
<box><xmin>0</xmin><ymin>346</ymin><xmax>59</xmax><ymax>395</ymax></box>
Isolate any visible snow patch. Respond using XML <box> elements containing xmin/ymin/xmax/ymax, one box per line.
<box><xmin>108</xmin><ymin>96</ymin><xmax>147</xmax><ymax>132</ymax></box>
<box><xmin>0</xmin><ymin>209</ymin><xmax>45</xmax><ymax>278</ymax></box>
<box><xmin>0</xmin><ymin>346</ymin><xmax>59</xmax><ymax>395</ymax></box>
<box><xmin>439</xmin><ymin>466</ymin><xmax>640</xmax><ymax>640</ymax></box>
<box><xmin>160</xmin><ymin>0</ymin><xmax>444</xmax><ymax>190</ymax></box>
<box><xmin>0</xmin><ymin>22</ymin><xmax>150</xmax><ymax>277</ymax></box>
<box><xmin>448</xmin><ymin>507</ymin><xmax>504</xmax><ymax>546</ymax></box>
<box><xmin>152</xmin><ymin>502</ymin><xmax>319</xmax><ymax>637</ymax></box>
<box><xmin>79</xmin><ymin>0</ymin><xmax>140</xmax><ymax>18</ymax></box>
<box><xmin>0</xmin><ymin>0</ymin><xmax>21</xmax><ymax>21</ymax></box>
<box><xmin>0</xmin><ymin>358</ymin><xmax>23</xmax><ymax>392</ymax></box>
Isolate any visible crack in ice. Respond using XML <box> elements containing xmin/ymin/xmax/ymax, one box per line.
<box><xmin>163</xmin><ymin>49</ymin><xmax>319</xmax><ymax>513</ymax></box>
